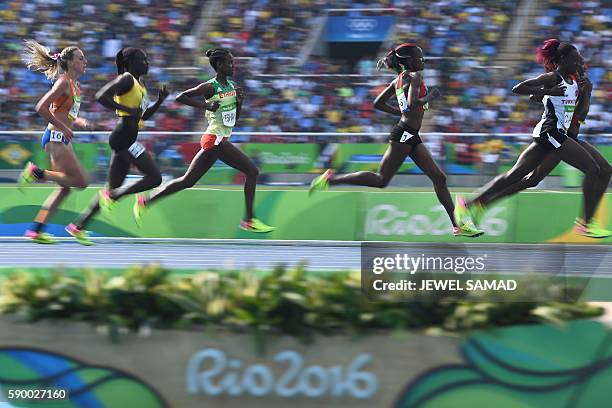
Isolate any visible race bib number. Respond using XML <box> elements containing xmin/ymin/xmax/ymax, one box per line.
<box><xmin>563</xmin><ymin>105</ymin><xmax>575</xmax><ymax>129</ymax></box>
<box><xmin>396</xmin><ymin>92</ymin><xmax>408</xmax><ymax>113</ymax></box>
<box><xmin>221</xmin><ymin>109</ymin><xmax>236</xmax><ymax>127</ymax></box>
<box><xmin>49</xmin><ymin>130</ymin><xmax>65</xmax><ymax>142</ymax></box>
<box><xmin>128</xmin><ymin>141</ymin><xmax>146</xmax><ymax>158</ymax></box>
<box><xmin>140</xmin><ymin>93</ymin><xmax>151</xmax><ymax>112</ymax></box>
<box><xmin>68</xmin><ymin>96</ymin><xmax>81</xmax><ymax>120</ymax></box>
<box><xmin>399</xmin><ymin>131</ymin><xmax>414</xmax><ymax>143</ymax></box>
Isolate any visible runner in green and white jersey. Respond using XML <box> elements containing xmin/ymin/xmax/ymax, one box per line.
<box><xmin>135</xmin><ymin>48</ymin><xmax>274</xmax><ymax>233</ymax></box>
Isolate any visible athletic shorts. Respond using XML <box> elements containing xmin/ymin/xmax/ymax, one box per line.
<box><xmin>533</xmin><ymin>128</ymin><xmax>568</xmax><ymax>150</ymax></box>
<box><xmin>200</xmin><ymin>134</ymin><xmax>225</xmax><ymax>152</ymax></box>
<box><xmin>389</xmin><ymin>122</ymin><xmax>423</xmax><ymax>147</ymax></box>
<box><xmin>108</xmin><ymin>118</ymin><xmax>139</xmax><ymax>152</ymax></box>
<box><xmin>41</xmin><ymin>127</ymin><xmax>70</xmax><ymax>149</ymax></box>
<box><xmin>567</xmin><ymin>130</ymin><xmax>578</xmax><ymax>140</ymax></box>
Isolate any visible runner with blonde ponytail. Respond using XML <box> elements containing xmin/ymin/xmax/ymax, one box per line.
<box><xmin>19</xmin><ymin>40</ymin><xmax>95</xmax><ymax>244</ymax></box>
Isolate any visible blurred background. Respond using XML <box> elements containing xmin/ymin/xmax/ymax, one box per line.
<box><xmin>1</xmin><ymin>1</ymin><xmax>611</xmax><ymax>408</ymax></box>
<box><xmin>0</xmin><ymin>0</ymin><xmax>609</xmax><ymax>187</ymax></box>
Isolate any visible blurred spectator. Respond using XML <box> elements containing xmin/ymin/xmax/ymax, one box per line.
<box><xmin>1</xmin><ymin>0</ymin><xmax>609</xmax><ymax>146</ymax></box>
<box><xmin>526</xmin><ymin>0</ymin><xmax>611</xmax><ymax>135</ymax></box>
<box><xmin>0</xmin><ymin>0</ymin><xmax>203</xmax><ymax>134</ymax></box>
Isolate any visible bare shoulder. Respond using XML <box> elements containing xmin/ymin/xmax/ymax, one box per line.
<box><xmin>53</xmin><ymin>76</ymin><xmax>71</xmax><ymax>92</ymax></box>
<box><xmin>118</xmin><ymin>72</ymin><xmax>135</xmax><ymax>86</ymax></box>
<box><xmin>409</xmin><ymin>71</ymin><xmax>424</xmax><ymax>82</ymax></box>
<box><xmin>537</xmin><ymin>72</ymin><xmax>560</xmax><ymax>85</ymax></box>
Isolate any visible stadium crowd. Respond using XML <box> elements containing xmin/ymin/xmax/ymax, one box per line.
<box><xmin>0</xmin><ymin>0</ymin><xmax>201</xmax><ymax>134</ymax></box>
<box><xmin>0</xmin><ymin>0</ymin><xmax>609</xmax><ymax>143</ymax></box>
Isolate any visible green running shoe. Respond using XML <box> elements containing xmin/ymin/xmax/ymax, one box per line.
<box><xmin>65</xmin><ymin>223</ymin><xmax>93</xmax><ymax>246</ymax></box>
<box><xmin>25</xmin><ymin>230</ymin><xmax>57</xmax><ymax>244</ymax></box>
<box><xmin>133</xmin><ymin>194</ymin><xmax>147</xmax><ymax>226</ymax></box>
<box><xmin>240</xmin><ymin>218</ymin><xmax>275</xmax><ymax>233</ymax></box>
<box><xmin>99</xmin><ymin>189</ymin><xmax>115</xmax><ymax>213</ymax></box>
<box><xmin>454</xmin><ymin>194</ymin><xmax>470</xmax><ymax>225</ymax></box>
<box><xmin>18</xmin><ymin>161</ymin><xmax>41</xmax><ymax>190</ymax></box>
<box><xmin>453</xmin><ymin>223</ymin><xmax>485</xmax><ymax>238</ymax></box>
<box><xmin>576</xmin><ymin>221</ymin><xmax>611</xmax><ymax>239</ymax></box>
<box><xmin>468</xmin><ymin>201</ymin><xmax>487</xmax><ymax>227</ymax></box>
<box><xmin>309</xmin><ymin>169</ymin><xmax>332</xmax><ymax>196</ymax></box>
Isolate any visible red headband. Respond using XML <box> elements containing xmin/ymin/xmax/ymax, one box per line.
<box><xmin>395</xmin><ymin>43</ymin><xmax>416</xmax><ymax>51</ymax></box>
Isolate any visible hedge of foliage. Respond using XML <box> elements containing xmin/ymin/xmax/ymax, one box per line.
<box><xmin>0</xmin><ymin>264</ymin><xmax>602</xmax><ymax>346</ymax></box>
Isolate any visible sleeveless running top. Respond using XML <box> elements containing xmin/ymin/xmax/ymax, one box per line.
<box><xmin>395</xmin><ymin>70</ymin><xmax>428</xmax><ymax>113</ymax></box>
<box><xmin>114</xmin><ymin>74</ymin><xmax>149</xmax><ymax>128</ymax></box>
<box><xmin>50</xmin><ymin>75</ymin><xmax>81</xmax><ymax>120</ymax></box>
<box><xmin>534</xmin><ymin>72</ymin><xmax>579</xmax><ymax>134</ymax></box>
<box><xmin>204</xmin><ymin>78</ymin><xmax>237</xmax><ymax>138</ymax></box>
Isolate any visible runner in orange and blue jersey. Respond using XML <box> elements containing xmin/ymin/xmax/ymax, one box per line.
<box><xmin>19</xmin><ymin>40</ymin><xmax>94</xmax><ymax>244</ymax></box>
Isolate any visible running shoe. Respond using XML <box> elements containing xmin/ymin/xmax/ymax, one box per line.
<box><xmin>25</xmin><ymin>230</ymin><xmax>57</xmax><ymax>244</ymax></box>
<box><xmin>133</xmin><ymin>194</ymin><xmax>147</xmax><ymax>226</ymax></box>
<box><xmin>66</xmin><ymin>223</ymin><xmax>93</xmax><ymax>246</ymax></box>
<box><xmin>453</xmin><ymin>223</ymin><xmax>485</xmax><ymax>238</ymax></box>
<box><xmin>240</xmin><ymin>218</ymin><xmax>275</xmax><ymax>233</ymax></box>
<box><xmin>454</xmin><ymin>194</ymin><xmax>470</xmax><ymax>225</ymax></box>
<box><xmin>468</xmin><ymin>201</ymin><xmax>487</xmax><ymax>227</ymax></box>
<box><xmin>576</xmin><ymin>220</ymin><xmax>612</xmax><ymax>239</ymax></box>
<box><xmin>309</xmin><ymin>169</ymin><xmax>333</xmax><ymax>196</ymax></box>
<box><xmin>18</xmin><ymin>161</ymin><xmax>41</xmax><ymax>189</ymax></box>
<box><xmin>574</xmin><ymin>217</ymin><xmax>586</xmax><ymax>229</ymax></box>
<box><xmin>99</xmin><ymin>189</ymin><xmax>115</xmax><ymax>213</ymax></box>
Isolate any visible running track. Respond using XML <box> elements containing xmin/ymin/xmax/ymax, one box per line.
<box><xmin>1</xmin><ymin>238</ymin><xmax>611</xmax><ymax>276</ymax></box>
<box><xmin>0</xmin><ymin>238</ymin><xmax>359</xmax><ymax>271</ymax></box>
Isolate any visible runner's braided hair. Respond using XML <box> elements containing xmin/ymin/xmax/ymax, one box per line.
<box><xmin>377</xmin><ymin>43</ymin><xmax>420</xmax><ymax>71</ymax></box>
<box><xmin>115</xmin><ymin>47</ymin><xmax>144</xmax><ymax>75</ymax></box>
<box><xmin>206</xmin><ymin>48</ymin><xmax>231</xmax><ymax>71</ymax></box>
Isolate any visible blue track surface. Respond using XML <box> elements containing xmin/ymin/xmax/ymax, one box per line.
<box><xmin>1</xmin><ymin>238</ymin><xmax>611</xmax><ymax>276</ymax></box>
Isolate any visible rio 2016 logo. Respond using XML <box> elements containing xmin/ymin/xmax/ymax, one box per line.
<box><xmin>366</xmin><ymin>204</ymin><xmax>508</xmax><ymax>237</ymax></box>
<box><xmin>187</xmin><ymin>349</ymin><xmax>378</xmax><ymax>399</ymax></box>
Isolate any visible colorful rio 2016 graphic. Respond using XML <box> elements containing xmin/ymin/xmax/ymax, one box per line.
<box><xmin>0</xmin><ymin>320</ymin><xmax>611</xmax><ymax>407</ymax></box>
<box><xmin>1</xmin><ymin>188</ymin><xmax>610</xmax><ymax>243</ymax></box>
<box><xmin>0</xmin><ymin>347</ymin><xmax>168</xmax><ymax>408</ymax></box>
<box><xmin>393</xmin><ymin>320</ymin><xmax>612</xmax><ymax>408</ymax></box>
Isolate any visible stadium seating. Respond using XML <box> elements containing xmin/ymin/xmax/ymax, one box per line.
<box><xmin>1</xmin><ymin>0</ymin><xmax>609</xmax><ymax>142</ymax></box>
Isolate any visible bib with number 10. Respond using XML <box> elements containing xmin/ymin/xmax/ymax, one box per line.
<box><xmin>49</xmin><ymin>130</ymin><xmax>65</xmax><ymax>142</ymax></box>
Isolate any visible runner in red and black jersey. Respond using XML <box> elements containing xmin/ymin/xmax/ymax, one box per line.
<box><xmin>310</xmin><ymin>43</ymin><xmax>483</xmax><ymax>237</ymax></box>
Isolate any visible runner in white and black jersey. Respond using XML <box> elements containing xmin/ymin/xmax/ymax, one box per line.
<box><xmin>456</xmin><ymin>39</ymin><xmax>610</xmax><ymax>238</ymax></box>
<box><xmin>462</xmin><ymin>62</ymin><xmax>611</xmax><ymax>237</ymax></box>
